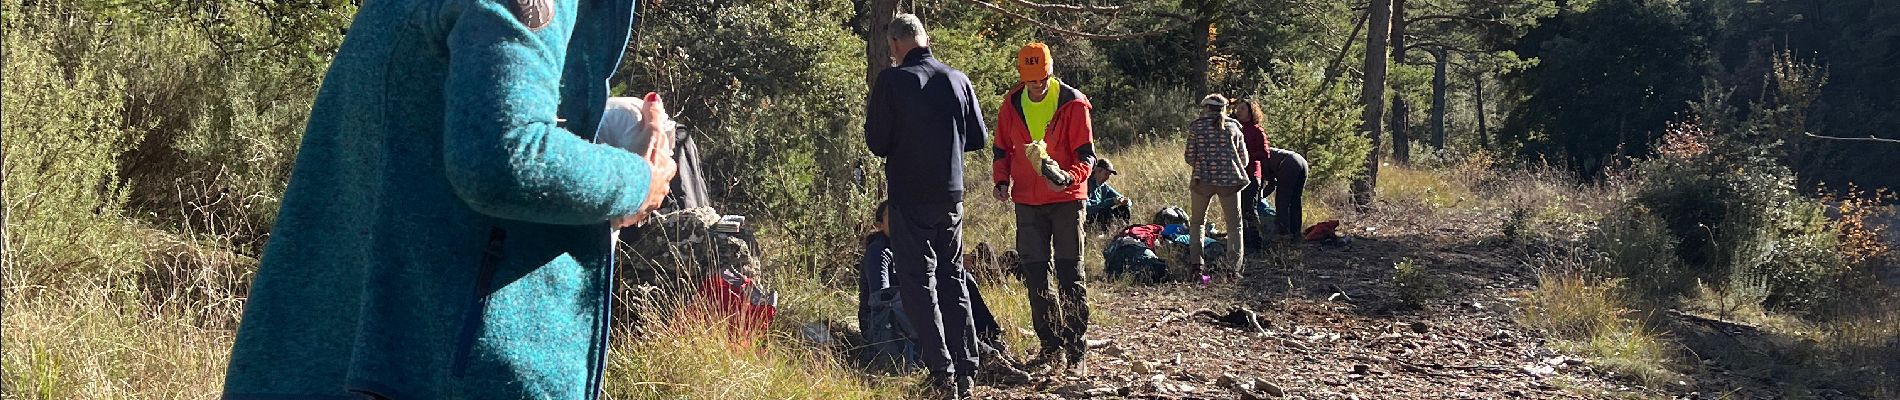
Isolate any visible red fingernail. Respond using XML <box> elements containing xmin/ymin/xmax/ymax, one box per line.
<box><xmin>645</xmin><ymin>92</ymin><xmax>660</xmax><ymax>102</ymax></box>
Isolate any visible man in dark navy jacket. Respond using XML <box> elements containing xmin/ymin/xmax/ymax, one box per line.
<box><xmin>863</xmin><ymin>12</ymin><xmax>988</xmax><ymax>400</ymax></box>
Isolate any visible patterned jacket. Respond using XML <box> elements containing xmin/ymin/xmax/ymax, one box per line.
<box><xmin>1186</xmin><ymin>113</ymin><xmax>1251</xmax><ymax>187</ymax></box>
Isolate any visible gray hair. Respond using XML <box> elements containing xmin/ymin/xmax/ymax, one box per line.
<box><xmin>888</xmin><ymin>13</ymin><xmax>930</xmax><ymax>45</ymax></box>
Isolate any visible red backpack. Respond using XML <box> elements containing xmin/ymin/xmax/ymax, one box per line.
<box><xmin>693</xmin><ymin>268</ymin><xmax>778</xmax><ymax>339</ymax></box>
<box><xmin>1303</xmin><ymin>220</ymin><xmax>1341</xmax><ymax>242</ymax></box>
<box><xmin>1116</xmin><ymin>224</ymin><xmax>1166</xmax><ymax>248</ymax></box>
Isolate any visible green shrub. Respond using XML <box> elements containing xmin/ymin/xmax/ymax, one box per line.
<box><xmin>1603</xmin><ymin>114</ymin><xmax>1867</xmax><ymax>317</ymax></box>
<box><xmin>1587</xmin><ymin>205</ymin><xmax>1685</xmax><ymax>298</ymax></box>
<box><xmin>1092</xmin><ymin>85</ymin><xmax>1202</xmax><ymax>149</ymax></box>
<box><xmin>624</xmin><ymin>0</ymin><xmax>877</xmax><ymax>282</ymax></box>
<box><xmin>1746</xmin><ymin>199</ymin><xmax>1851</xmax><ymax>316</ymax></box>
<box><xmin>1247</xmin><ymin>62</ymin><xmax>1370</xmax><ymax>188</ymax></box>
<box><xmin>3</xmin><ymin>4</ymin><xmax>143</xmax><ymax>288</ymax></box>
<box><xmin>1392</xmin><ymin>258</ymin><xmax>1444</xmax><ymax>306</ymax></box>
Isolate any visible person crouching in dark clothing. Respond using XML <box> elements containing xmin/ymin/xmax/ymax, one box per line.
<box><xmin>858</xmin><ymin>201</ymin><xmax>1033</xmax><ymax>386</ymax></box>
<box><xmin>859</xmin><ymin>202</ymin><xmax>896</xmax><ymax>340</ymax></box>
<box><xmin>1260</xmin><ymin>148</ymin><xmax>1309</xmax><ymax>241</ymax></box>
<box><xmin>1085</xmin><ymin>158</ymin><xmax>1132</xmax><ymax>231</ymax></box>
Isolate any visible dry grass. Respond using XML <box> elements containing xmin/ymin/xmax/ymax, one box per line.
<box><xmin>1375</xmin><ymin>165</ymin><xmax>1477</xmax><ymax>211</ymax></box>
<box><xmin>1519</xmin><ymin>269</ymin><xmax>1681</xmax><ymax>387</ymax></box>
<box><xmin>2</xmin><ymin>287</ymin><xmax>233</xmax><ymax>399</ymax></box>
<box><xmin>603</xmin><ymin>308</ymin><xmax>914</xmax><ymax>400</ymax></box>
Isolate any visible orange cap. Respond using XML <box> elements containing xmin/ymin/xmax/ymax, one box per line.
<box><xmin>1016</xmin><ymin>43</ymin><xmax>1053</xmax><ymax>83</ymax></box>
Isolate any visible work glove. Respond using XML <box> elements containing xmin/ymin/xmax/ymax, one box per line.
<box><xmin>1022</xmin><ymin>141</ymin><xmax>1072</xmax><ymax>189</ymax></box>
<box><xmin>1038</xmin><ymin>158</ymin><xmax>1073</xmax><ymax>188</ymax></box>
<box><xmin>1022</xmin><ymin>141</ymin><xmax>1049</xmax><ymax>164</ymax></box>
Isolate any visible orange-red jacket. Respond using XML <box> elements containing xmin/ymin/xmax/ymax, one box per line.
<box><xmin>992</xmin><ymin>81</ymin><xmax>1095</xmax><ymax>206</ymax></box>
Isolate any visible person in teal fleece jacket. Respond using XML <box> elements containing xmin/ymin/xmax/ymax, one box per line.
<box><xmin>220</xmin><ymin>0</ymin><xmax>675</xmax><ymax>399</ymax></box>
<box><xmin>1085</xmin><ymin>158</ymin><xmax>1131</xmax><ymax>230</ymax></box>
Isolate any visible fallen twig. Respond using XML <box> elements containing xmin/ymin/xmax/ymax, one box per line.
<box><xmin>1328</xmin><ymin>284</ymin><xmax>1354</xmax><ymax>302</ymax></box>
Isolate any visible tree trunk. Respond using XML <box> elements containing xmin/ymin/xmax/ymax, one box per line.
<box><xmin>1</xmin><ymin>141</ymin><xmax>8</xmax><ymax>289</ymax></box>
<box><xmin>1351</xmin><ymin>0</ymin><xmax>1393</xmax><ymax>209</ymax></box>
<box><xmin>1191</xmin><ymin>18</ymin><xmax>1214</xmax><ymax>94</ymax></box>
<box><xmin>1430</xmin><ymin>46</ymin><xmax>1448</xmax><ymax>150</ymax></box>
<box><xmin>865</xmin><ymin>0</ymin><xmax>900</xmax><ymax>87</ymax></box>
<box><xmin>1474</xmin><ymin>63</ymin><xmax>1488</xmax><ymax>150</ymax></box>
<box><xmin>1387</xmin><ymin>0</ymin><xmax>1409</xmax><ymax>165</ymax></box>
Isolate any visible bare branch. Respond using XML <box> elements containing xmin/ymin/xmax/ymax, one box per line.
<box><xmin>1401</xmin><ymin>42</ymin><xmax>1486</xmax><ymax>58</ymax></box>
<box><xmin>1805</xmin><ymin>132</ymin><xmax>1900</xmax><ymax>144</ymax></box>
<box><xmin>962</xmin><ymin>0</ymin><xmax>1182</xmax><ymax>40</ymax></box>
<box><xmin>1318</xmin><ymin>10</ymin><xmax>1372</xmax><ymax>94</ymax></box>
<box><xmin>1406</xmin><ymin>14</ymin><xmax>1509</xmax><ymax>27</ymax></box>
<box><xmin>1003</xmin><ymin>0</ymin><xmax>1127</xmax><ymax>14</ymax></box>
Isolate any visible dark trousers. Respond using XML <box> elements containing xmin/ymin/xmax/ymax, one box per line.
<box><xmin>888</xmin><ymin>202</ymin><xmax>978</xmax><ymax>377</ymax></box>
<box><xmin>1085</xmin><ymin>203</ymin><xmax>1131</xmax><ymax>231</ymax></box>
<box><xmin>1240</xmin><ymin>178</ymin><xmax>1266</xmax><ymax>250</ymax></box>
<box><xmin>1014</xmin><ymin>201</ymin><xmax>1091</xmax><ymax>361</ymax></box>
<box><xmin>1263</xmin><ymin>149</ymin><xmax>1309</xmax><ymax>238</ymax></box>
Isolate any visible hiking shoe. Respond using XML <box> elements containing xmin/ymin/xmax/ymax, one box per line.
<box><xmin>975</xmin><ymin>355</ymin><xmax>1034</xmax><ymax>386</ymax></box>
<box><xmin>1064</xmin><ymin>356</ymin><xmax>1088</xmax><ymax>378</ymax></box>
<box><xmin>1065</xmin><ymin>345</ymin><xmax>1089</xmax><ymax>377</ymax></box>
<box><xmin>921</xmin><ymin>375</ymin><xmax>959</xmax><ymax>400</ymax></box>
<box><xmin>1021</xmin><ymin>351</ymin><xmax>1066</xmax><ymax>375</ymax></box>
<box><xmin>956</xmin><ymin>375</ymin><xmax>975</xmax><ymax>399</ymax></box>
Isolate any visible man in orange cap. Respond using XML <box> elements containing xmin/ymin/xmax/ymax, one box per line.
<box><xmin>991</xmin><ymin>42</ymin><xmax>1096</xmax><ymax>375</ymax></box>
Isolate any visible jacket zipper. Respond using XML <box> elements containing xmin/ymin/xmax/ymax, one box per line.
<box><xmin>451</xmin><ymin>227</ymin><xmax>507</xmax><ymax>377</ymax></box>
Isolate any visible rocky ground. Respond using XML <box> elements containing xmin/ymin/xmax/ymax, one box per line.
<box><xmin>975</xmin><ymin>209</ymin><xmax>1665</xmax><ymax>399</ymax></box>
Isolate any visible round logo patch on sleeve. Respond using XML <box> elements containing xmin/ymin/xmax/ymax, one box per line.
<box><xmin>507</xmin><ymin>0</ymin><xmax>554</xmax><ymax>31</ymax></box>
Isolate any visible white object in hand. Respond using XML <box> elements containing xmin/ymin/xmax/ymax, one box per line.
<box><xmin>600</xmin><ymin>96</ymin><xmax>664</xmax><ymax>152</ymax></box>
<box><xmin>599</xmin><ymin>96</ymin><xmax>676</xmax><ymax>232</ymax></box>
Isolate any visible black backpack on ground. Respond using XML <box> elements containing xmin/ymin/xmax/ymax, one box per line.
<box><xmin>1152</xmin><ymin>206</ymin><xmax>1189</xmax><ymax>226</ymax></box>
<box><xmin>1103</xmin><ymin>236</ymin><xmax>1169</xmax><ymax>283</ymax></box>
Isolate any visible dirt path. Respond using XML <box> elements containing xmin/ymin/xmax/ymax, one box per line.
<box><xmin>977</xmin><ymin>213</ymin><xmax>1657</xmax><ymax>399</ymax></box>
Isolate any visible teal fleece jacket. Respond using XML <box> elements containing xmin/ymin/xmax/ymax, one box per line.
<box><xmin>222</xmin><ymin>0</ymin><xmax>645</xmax><ymax>399</ymax></box>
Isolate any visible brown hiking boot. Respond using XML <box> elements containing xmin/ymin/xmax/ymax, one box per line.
<box><xmin>1065</xmin><ymin>343</ymin><xmax>1089</xmax><ymax>378</ymax></box>
<box><xmin>921</xmin><ymin>374</ymin><xmax>964</xmax><ymax>400</ymax></box>
<box><xmin>1064</xmin><ymin>356</ymin><xmax>1088</xmax><ymax>378</ymax></box>
<box><xmin>976</xmin><ymin>352</ymin><xmax>1033</xmax><ymax>386</ymax></box>
<box><xmin>1021</xmin><ymin>350</ymin><xmax>1066</xmax><ymax>375</ymax></box>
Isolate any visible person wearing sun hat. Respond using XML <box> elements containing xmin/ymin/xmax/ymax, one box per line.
<box><xmin>991</xmin><ymin>41</ymin><xmax>1097</xmax><ymax>375</ymax></box>
<box><xmin>1184</xmin><ymin>93</ymin><xmax>1251</xmax><ymax>279</ymax></box>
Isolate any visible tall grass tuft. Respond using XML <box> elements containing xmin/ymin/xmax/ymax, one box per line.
<box><xmin>602</xmin><ymin>309</ymin><xmax>914</xmax><ymax>400</ymax></box>
<box><xmin>3</xmin><ymin>287</ymin><xmax>235</xmax><ymax>399</ymax></box>
<box><xmin>1519</xmin><ymin>268</ymin><xmax>1679</xmax><ymax>386</ymax></box>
